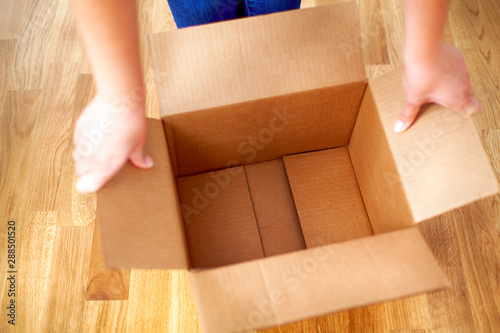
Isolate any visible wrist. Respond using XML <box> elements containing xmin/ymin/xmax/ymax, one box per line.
<box><xmin>404</xmin><ymin>41</ymin><xmax>443</xmax><ymax>68</ymax></box>
<box><xmin>94</xmin><ymin>86</ymin><xmax>146</xmax><ymax>119</ymax></box>
<box><xmin>96</xmin><ymin>83</ymin><xmax>146</xmax><ymax>114</ymax></box>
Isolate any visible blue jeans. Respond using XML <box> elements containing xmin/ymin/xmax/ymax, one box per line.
<box><xmin>168</xmin><ymin>0</ymin><xmax>302</xmax><ymax>28</ymax></box>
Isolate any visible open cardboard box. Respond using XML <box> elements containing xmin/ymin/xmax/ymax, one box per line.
<box><xmin>96</xmin><ymin>2</ymin><xmax>499</xmax><ymax>332</ymax></box>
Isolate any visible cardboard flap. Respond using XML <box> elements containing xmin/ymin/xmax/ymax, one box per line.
<box><xmin>188</xmin><ymin>228</ymin><xmax>450</xmax><ymax>333</ymax></box>
<box><xmin>147</xmin><ymin>1</ymin><xmax>365</xmax><ymax>116</ymax></box>
<box><xmin>369</xmin><ymin>69</ymin><xmax>499</xmax><ymax>223</ymax></box>
<box><xmin>348</xmin><ymin>84</ymin><xmax>414</xmax><ymax>234</ymax></box>
<box><xmin>96</xmin><ymin>118</ymin><xmax>190</xmax><ymax>269</ymax></box>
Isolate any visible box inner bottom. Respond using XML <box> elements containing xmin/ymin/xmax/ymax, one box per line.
<box><xmin>175</xmin><ymin>146</ymin><xmax>374</xmax><ymax>269</ymax></box>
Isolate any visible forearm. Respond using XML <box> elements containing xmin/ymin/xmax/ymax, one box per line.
<box><xmin>404</xmin><ymin>0</ymin><xmax>452</xmax><ymax>65</ymax></box>
<box><xmin>70</xmin><ymin>0</ymin><xmax>144</xmax><ymax>105</ymax></box>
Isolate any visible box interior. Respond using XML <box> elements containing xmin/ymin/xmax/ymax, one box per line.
<box><xmin>168</xmin><ymin>83</ymin><xmax>387</xmax><ymax>269</ymax></box>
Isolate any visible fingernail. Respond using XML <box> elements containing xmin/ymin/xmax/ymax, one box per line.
<box><xmin>465</xmin><ymin>108</ymin><xmax>478</xmax><ymax>116</ymax></box>
<box><xmin>145</xmin><ymin>155</ymin><xmax>154</xmax><ymax>168</ymax></box>
<box><xmin>393</xmin><ymin>120</ymin><xmax>405</xmax><ymax>133</ymax></box>
<box><xmin>76</xmin><ymin>174</ymin><xmax>99</xmax><ymax>193</ymax></box>
<box><xmin>465</xmin><ymin>104</ymin><xmax>477</xmax><ymax>115</ymax></box>
<box><xmin>466</xmin><ymin>100</ymin><xmax>481</xmax><ymax>115</ymax></box>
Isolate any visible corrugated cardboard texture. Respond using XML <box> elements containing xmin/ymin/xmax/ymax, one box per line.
<box><xmin>348</xmin><ymin>86</ymin><xmax>414</xmax><ymax>233</ymax></box>
<box><xmin>259</xmin><ymin>223</ymin><xmax>307</xmax><ymax>257</ymax></box>
<box><xmin>96</xmin><ymin>118</ymin><xmax>189</xmax><ymax>269</ymax></box>
<box><xmin>369</xmin><ymin>69</ymin><xmax>499</xmax><ymax>222</ymax></box>
<box><xmin>244</xmin><ymin>159</ymin><xmax>300</xmax><ymax>228</ymax></box>
<box><xmin>176</xmin><ymin>167</ymin><xmax>265</xmax><ymax>268</ymax></box>
<box><xmin>163</xmin><ymin>82</ymin><xmax>366</xmax><ymax>177</ymax></box>
<box><xmin>147</xmin><ymin>2</ymin><xmax>365</xmax><ymax>116</ymax></box>
<box><xmin>244</xmin><ymin>159</ymin><xmax>306</xmax><ymax>256</ymax></box>
<box><xmin>188</xmin><ymin>228</ymin><xmax>450</xmax><ymax>333</ymax></box>
<box><xmin>283</xmin><ymin>148</ymin><xmax>373</xmax><ymax>247</ymax></box>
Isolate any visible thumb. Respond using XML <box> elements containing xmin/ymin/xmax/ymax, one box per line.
<box><xmin>393</xmin><ymin>101</ymin><xmax>421</xmax><ymax>133</ymax></box>
<box><xmin>464</xmin><ymin>95</ymin><xmax>482</xmax><ymax>115</ymax></box>
<box><xmin>129</xmin><ymin>146</ymin><xmax>154</xmax><ymax>169</ymax></box>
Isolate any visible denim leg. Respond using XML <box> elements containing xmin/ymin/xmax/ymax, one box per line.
<box><xmin>168</xmin><ymin>0</ymin><xmax>245</xmax><ymax>28</ymax></box>
<box><xmin>243</xmin><ymin>0</ymin><xmax>301</xmax><ymax>16</ymax></box>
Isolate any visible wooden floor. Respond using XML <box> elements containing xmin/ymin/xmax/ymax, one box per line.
<box><xmin>1</xmin><ymin>0</ymin><xmax>500</xmax><ymax>332</ymax></box>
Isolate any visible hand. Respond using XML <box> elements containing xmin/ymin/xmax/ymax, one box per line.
<box><xmin>394</xmin><ymin>43</ymin><xmax>482</xmax><ymax>133</ymax></box>
<box><xmin>72</xmin><ymin>94</ymin><xmax>153</xmax><ymax>193</ymax></box>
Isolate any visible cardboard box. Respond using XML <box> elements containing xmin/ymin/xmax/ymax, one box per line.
<box><xmin>96</xmin><ymin>2</ymin><xmax>499</xmax><ymax>332</ymax></box>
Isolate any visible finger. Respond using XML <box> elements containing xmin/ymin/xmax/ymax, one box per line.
<box><xmin>76</xmin><ymin>154</ymin><xmax>128</xmax><ymax>194</ymax></box>
<box><xmin>76</xmin><ymin>173</ymin><xmax>101</xmax><ymax>194</ymax></box>
<box><xmin>74</xmin><ymin>146</ymin><xmax>99</xmax><ymax>176</ymax></box>
<box><xmin>129</xmin><ymin>145</ymin><xmax>154</xmax><ymax>169</ymax></box>
<box><xmin>72</xmin><ymin>136</ymin><xmax>97</xmax><ymax>163</ymax></box>
<box><xmin>464</xmin><ymin>94</ymin><xmax>482</xmax><ymax>115</ymax></box>
<box><xmin>72</xmin><ymin>149</ymin><xmax>84</xmax><ymax>162</ymax></box>
<box><xmin>73</xmin><ymin>121</ymin><xmax>84</xmax><ymax>146</ymax></box>
<box><xmin>393</xmin><ymin>101</ymin><xmax>421</xmax><ymax>133</ymax></box>
<box><xmin>76</xmin><ymin>159</ymin><xmax>93</xmax><ymax>176</ymax></box>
